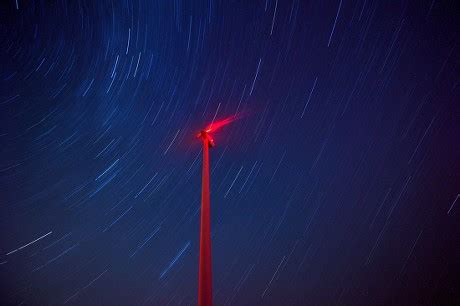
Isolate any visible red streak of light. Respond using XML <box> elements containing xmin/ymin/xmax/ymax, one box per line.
<box><xmin>196</xmin><ymin>113</ymin><xmax>244</xmax><ymax>144</ymax></box>
<box><xmin>205</xmin><ymin>114</ymin><xmax>241</xmax><ymax>133</ymax></box>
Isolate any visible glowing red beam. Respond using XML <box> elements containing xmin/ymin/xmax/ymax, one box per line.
<box><xmin>204</xmin><ymin>115</ymin><xmax>238</xmax><ymax>133</ymax></box>
<box><xmin>197</xmin><ymin>114</ymin><xmax>242</xmax><ymax>140</ymax></box>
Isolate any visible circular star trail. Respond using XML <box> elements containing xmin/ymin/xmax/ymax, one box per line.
<box><xmin>0</xmin><ymin>0</ymin><xmax>458</xmax><ymax>305</ymax></box>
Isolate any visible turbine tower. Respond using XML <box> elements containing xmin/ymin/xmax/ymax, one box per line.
<box><xmin>196</xmin><ymin>115</ymin><xmax>238</xmax><ymax>306</ymax></box>
<box><xmin>197</xmin><ymin>129</ymin><xmax>214</xmax><ymax>306</ymax></box>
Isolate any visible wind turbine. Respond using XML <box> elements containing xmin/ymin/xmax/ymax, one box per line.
<box><xmin>196</xmin><ymin>115</ymin><xmax>238</xmax><ymax>306</ymax></box>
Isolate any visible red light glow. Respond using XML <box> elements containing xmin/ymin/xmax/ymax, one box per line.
<box><xmin>196</xmin><ymin>114</ymin><xmax>243</xmax><ymax>145</ymax></box>
<box><xmin>205</xmin><ymin>114</ymin><xmax>240</xmax><ymax>133</ymax></box>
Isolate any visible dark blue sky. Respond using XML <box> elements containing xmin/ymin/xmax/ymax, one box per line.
<box><xmin>0</xmin><ymin>0</ymin><xmax>458</xmax><ymax>305</ymax></box>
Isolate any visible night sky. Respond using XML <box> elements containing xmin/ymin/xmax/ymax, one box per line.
<box><xmin>0</xmin><ymin>0</ymin><xmax>458</xmax><ymax>305</ymax></box>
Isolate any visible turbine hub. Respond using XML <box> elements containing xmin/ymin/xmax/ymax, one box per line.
<box><xmin>197</xmin><ymin>130</ymin><xmax>215</xmax><ymax>148</ymax></box>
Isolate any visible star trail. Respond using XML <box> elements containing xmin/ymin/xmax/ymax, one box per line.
<box><xmin>0</xmin><ymin>0</ymin><xmax>458</xmax><ymax>305</ymax></box>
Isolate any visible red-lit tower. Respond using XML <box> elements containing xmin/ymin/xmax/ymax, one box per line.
<box><xmin>197</xmin><ymin>130</ymin><xmax>214</xmax><ymax>306</ymax></box>
<box><xmin>196</xmin><ymin>116</ymin><xmax>239</xmax><ymax>306</ymax></box>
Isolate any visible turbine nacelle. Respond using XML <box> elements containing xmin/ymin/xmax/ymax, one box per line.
<box><xmin>196</xmin><ymin>130</ymin><xmax>215</xmax><ymax>148</ymax></box>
